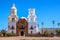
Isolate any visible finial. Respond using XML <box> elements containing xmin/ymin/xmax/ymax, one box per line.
<box><xmin>11</xmin><ymin>3</ymin><xmax>16</xmax><ymax>10</ymax></box>
<box><xmin>12</xmin><ymin>4</ymin><xmax>15</xmax><ymax>7</ymax></box>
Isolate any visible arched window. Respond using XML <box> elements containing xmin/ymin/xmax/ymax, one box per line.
<box><xmin>31</xmin><ymin>31</ymin><xmax>32</xmax><ymax>34</ymax></box>
<box><xmin>11</xmin><ymin>25</ymin><xmax>15</xmax><ymax>30</ymax></box>
<box><xmin>8</xmin><ymin>26</ymin><xmax>10</xmax><ymax>28</ymax></box>
<box><xmin>30</xmin><ymin>26</ymin><xmax>33</xmax><ymax>30</ymax></box>
<box><xmin>12</xmin><ymin>18</ymin><xmax>15</xmax><ymax>22</ymax></box>
<box><xmin>31</xmin><ymin>19</ymin><xmax>32</xmax><ymax>21</ymax></box>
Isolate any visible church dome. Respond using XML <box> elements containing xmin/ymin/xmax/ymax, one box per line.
<box><xmin>11</xmin><ymin>4</ymin><xmax>16</xmax><ymax>10</ymax></box>
<box><xmin>20</xmin><ymin>17</ymin><xmax>27</xmax><ymax>21</ymax></box>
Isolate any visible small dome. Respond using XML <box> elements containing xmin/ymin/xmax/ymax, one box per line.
<box><xmin>11</xmin><ymin>4</ymin><xmax>16</xmax><ymax>10</ymax></box>
<box><xmin>20</xmin><ymin>17</ymin><xmax>27</xmax><ymax>20</ymax></box>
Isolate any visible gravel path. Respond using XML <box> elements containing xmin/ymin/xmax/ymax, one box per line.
<box><xmin>0</xmin><ymin>36</ymin><xmax>60</xmax><ymax>40</ymax></box>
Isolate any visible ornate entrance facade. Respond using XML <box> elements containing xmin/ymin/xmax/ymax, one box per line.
<box><xmin>16</xmin><ymin>18</ymin><xmax>28</xmax><ymax>36</ymax></box>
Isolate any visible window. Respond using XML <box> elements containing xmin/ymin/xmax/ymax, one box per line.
<box><xmin>30</xmin><ymin>9</ymin><xmax>33</xmax><ymax>14</ymax></box>
<box><xmin>30</xmin><ymin>18</ymin><xmax>33</xmax><ymax>22</ymax></box>
<box><xmin>11</xmin><ymin>25</ymin><xmax>15</xmax><ymax>29</ymax></box>
<box><xmin>31</xmin><ymin>19</ymin><xmax>32</xmax><ymax>21</ymax></box>
<box><xmin>8</xmin><ymin>26</ymin><xmax>10</xmax><ymax>28</ymax></box>
<box><xmin>31</xmin><ymin>31</ymin><xmax>32</xmax><ymax>34</ymax></box>
<box><xmin>11</xmin><ymin>10</ymin><xmax>15</xmax><ymax>14</ymax></box>
<box><xmin>12</xmin><ymin>18</ymin><xmax>15</xmax><ymax>22</ymax></box>
<box><xmin>30</xmin><ymin>26</ymin><xmax>33</xmax><ymax>30</ymax></box>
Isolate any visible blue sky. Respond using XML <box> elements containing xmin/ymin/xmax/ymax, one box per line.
<box><xmin>0</xmin><ymin>0</ymin><xmax>60</xmax><ymax>30</ymax></box>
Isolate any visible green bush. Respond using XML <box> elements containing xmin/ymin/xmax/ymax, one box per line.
<box><xmin>56</xmin><ymin>29</ymin><xmax>60</xmax><ymax>35</ymax></box>
<box><xmin>6</xmin><ymin>32</ymin><xmax>15</xmax><ymax>36</ymax></box>
<box><xmin>44</xmin><ymin>30</ymin><xmax>50</xmax><ymax>36</ymax></box>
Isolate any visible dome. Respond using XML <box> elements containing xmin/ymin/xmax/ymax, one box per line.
<box><xmin>11</xmin><ymin>4</ymin><xmax>16</xmax><ymax>10</ymax></box>
<box><xmin>20</xmin><ymin>17</ymin><xmax>27</xmax><ymax>21</ymax></box>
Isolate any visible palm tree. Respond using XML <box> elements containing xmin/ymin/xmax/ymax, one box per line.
<box><xmin>52</xmin><ymin>20</ymin><xmax>55</xmax><ymax>35</ymax></box>
<box><xmin>37</xmin><ymin>24</ymin><xmax>39</xmax><ymax>28</ymax></box>
<box><xmin>52</xmin><ymin>20</ymin><xmax>55</xmax><ymax>28</ymax></box>
<box><xmin>41</xmin><ymin>22</ymin><xmax>44</xmax><ymax>35</ymax></box>
<box><xmin>57</xmin><ymin>22</ymin><xmax>60</xmax><ymax>28</ymax></box>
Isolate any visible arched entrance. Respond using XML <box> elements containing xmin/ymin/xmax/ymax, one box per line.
<box><xmin>21</xmin><ymin>31</ymin><xmax>24</xmax><ymax>36</ymax></box>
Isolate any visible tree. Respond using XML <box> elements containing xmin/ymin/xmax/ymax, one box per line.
<box><xmin>1</xmin><ymin>30</ymin><xmax>6</xmax><ymax>36</ymax></box>
<box><xmin>6</xmin><ymin>32</ymin><xmax>15</xmax><ymax>36</ymax></box>
<box><xmin>56</xmin><ymin>29</ymin><xmax>60</xmax><ymax>35</ymax></box>
<box><xmin>0</xmin><ymin>31</ymin><xmax>2</xmax><ymax>36</ymax></box>
<box><xmin>52</xmin><ymin>20</ymin><xmax>55</xmax><ymax>28</ymax></box>
<box><xmin>52</xmin><ymin>20</ymin><xmax>55</xmax><ymax>35</ymax></box>
<box><xmin>41</xmin><ymin>22</ymin><xmax>44</xmax><ymax>34</ymax></box>
<box><xmin>37</xmin><ymin>24</ymin><xmax>39</xmax><ymax>28</ymax></box>
<box><xmin>57</xmin><ymin>22</ymin><xmax>60</xmax><ymax>28</ymax></box>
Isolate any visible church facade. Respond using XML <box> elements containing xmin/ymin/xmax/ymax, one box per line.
<box><xmin>8</xmin><ymin>4</ymin><xmax>38</xmax><ymax>36</ymax></box>
<box><xmin>8</xmin><ymin>4</ymin><xmax>60</xmax><ymax>36</ymax></box>
<box><xmin>16</xmin><ymin>17</ymin><xmax>28</xmax><ymax>36</ymax></box>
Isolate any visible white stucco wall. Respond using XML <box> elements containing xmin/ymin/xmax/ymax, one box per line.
<box><xmin>8</xmin><ymin>22</ymin><xmax>16</xmax><ymax>34</ymax></box>
<box><xmin>28</xmin><ymin>22</ymin><xmax>38</xmax><ymax>34</ymax></box>
<box><xmin>38</xmin><ymin>28</ymin><xmax>60</xmax><ymax>35</ymax></box>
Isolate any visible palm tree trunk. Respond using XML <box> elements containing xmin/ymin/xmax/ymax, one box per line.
<box><xmin>42</xmin><ymin>25</ymin><xmax>43</xmax><ymax>34</ymax></box>
<box><xmin>52</xmin><ymin>23</ymin><xmax>54</xmax><ymax>36</ymax></box>
<box><xmin>41</xmin><ymin>22</ymin><xmax>44</xmax><ymax>36</ymax></box>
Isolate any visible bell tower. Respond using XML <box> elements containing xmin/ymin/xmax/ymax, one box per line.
<box><xmin>8</xmin><ymin>4</ymin><xmax>18</xmax><ymax>34</ymax></box>
<box><xmin>27</xmin><ymin>8</ymin><xmax>38</xmax><ymax>34</ymax></box>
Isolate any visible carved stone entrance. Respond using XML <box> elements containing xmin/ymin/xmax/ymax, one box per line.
<box><xmin>16</xmin><ymin>18</ymin><xmax>28</xmax><ymax>36</ymax></box>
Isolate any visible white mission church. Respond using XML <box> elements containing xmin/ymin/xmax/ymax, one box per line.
<box><xmin>8</xmin><ymin>4</ymin><xmax>38</xmax><ymax>36</ymax></box>
<box><xmin>8</xmin><ymin>4</ymin><xmax>59</xmax><ymax>36</ymax></box>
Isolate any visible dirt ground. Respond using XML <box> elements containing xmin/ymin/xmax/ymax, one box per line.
<box><xmin>0</xmin><ymin>36</ymin><xmax>60</xmax><ymax>40</ymax></box>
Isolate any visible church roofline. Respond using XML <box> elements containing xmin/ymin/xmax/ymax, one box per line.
<box><xmin>20</xmin><ymin>17</ymin><xmax>27</xmax><ymax>21</ymax></box>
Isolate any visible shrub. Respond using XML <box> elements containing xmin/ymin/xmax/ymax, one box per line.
<box><xmin>56</xmin><ymin>29</ymin><xmax>60</xmax><ymax>35</ymax></box>
<box><xmin>6</xmin><ymin>32</ymin><xmax>15</xmax><ymax>36</ymax></box>
<box><xmin>44</xmin><ymin>30</ymin><xmax>50</xmax><ymax>36</ymax></box>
